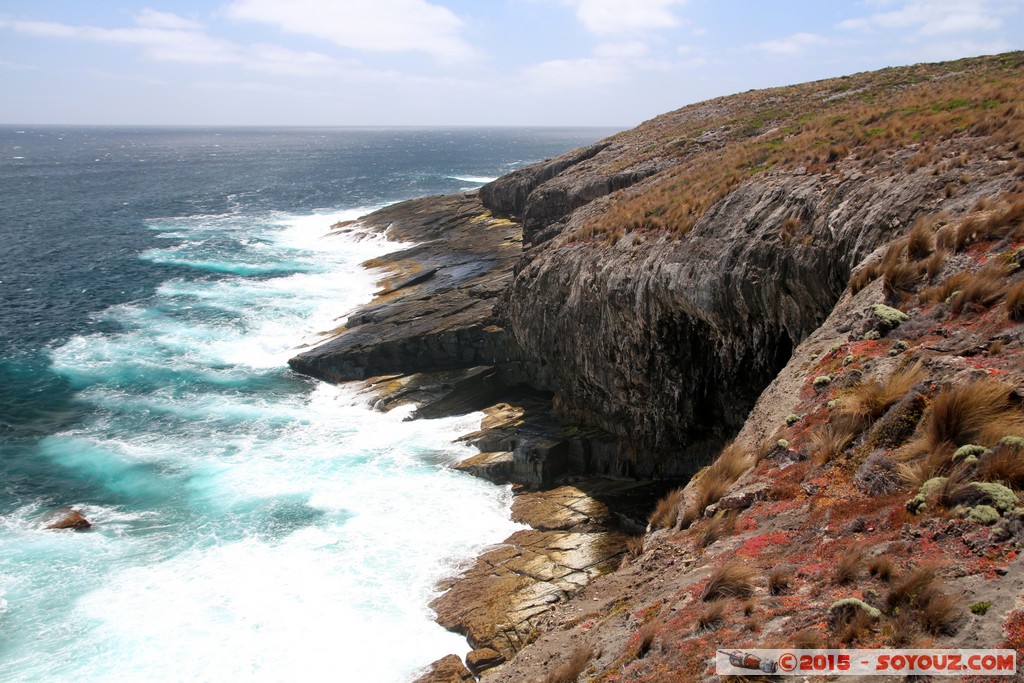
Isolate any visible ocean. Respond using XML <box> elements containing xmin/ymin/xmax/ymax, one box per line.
<box><xmin>0</xmin><ymin>126</ymin><xmax>614</xmax><ymax>682</ymax></box>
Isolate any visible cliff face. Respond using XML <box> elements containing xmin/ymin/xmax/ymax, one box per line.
<box><xmin>478</xmin><ymin>52</ymin><xmax>1024</xmax><ymax>474</ymax></box>
<box><xmin>496</xmin><ymin>167</ymin><xmax>1012</xmax><ymax>473</ymax></box>
<box><xmin>292</xmin><ymin>52</ymin><xmax>1024</xmax><ymax>483</ymax></box>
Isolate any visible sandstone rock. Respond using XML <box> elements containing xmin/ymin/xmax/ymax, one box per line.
<box><xmin>714</xmin><ymin>482</ymin><xmax>770</xmax><ymax>512</ymax></box>
<box><xmin>430</xmin><ymin>527</ymin><xmax>627</xmax><ymax>662</ymax></box>
<box><xmin>43</xmin><ymin>508</ymin><xmax>91</xmax><ymax>531</ymax></box>
<box><xmin>465</xmin><ymin>647</ymin><xmax>505</xmax><ymax>675</ymax></box>
<box><xmin>288</xmin><ymin>193</ymin><xmax>527</xmax><ymax>385</ymax></box>
<box><xmin>511</xmin><ymin>486</ymin><xmax>612</xmax><ymax>531</ymax></box>
<box><xmin>412</xmin><ymin>655</ymin><xmax>474</xmax><ymax>683</ymax></box>
<box><xmin>453</xmin><ymin>451</ymin><xmax>514</xmax><ymax>484</ymax></box>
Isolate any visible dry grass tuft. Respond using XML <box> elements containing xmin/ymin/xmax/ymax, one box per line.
<box><xmin>702</xmin><ymin>561</ymin><xmax>756</xmax><ymax>601</ymax></box>
<box><xmin>625</xmin><ymin>535</ymin><xmax>645</xmax><ymax>561</ymax></box>
<box><xmin>792</xmin><ymin>629</ymin><xmax>824</xmax><ymax>649</ymax></box>
<box><xmin>636</xmin><ymin>620</ymin><xmax>659</xmax><ymax>658</ymax></box>
<box><xmin>882</xmin><ymin>608</ymin><xmax>919</xmax><ymax>647</ymax></box>
<box><xmin>904</xmin><ymin>378</ymin><xmax>1024</xmax><ymax>459</ymax></box>
<box><xmin>680</xmin><ymin>442</ymin><xmax>754</xmax><ymax>527</ymax></box>
<box><xmin>907</xmin><ymin>217</ymin><xmax>935</xmax><ymax>259</ymax></box>
<box><xmin>898</xmin><ymin>445</ymin><xmax>956</xmax><ymax>488</ymax></box>
<box><xmin>809</xmin><ymin>420</ymin><xmax>859</xmax><ymax>465</ymax></box>
<box><xmin>833</xmin><ymin>547</ymin><xmax>865</xmax><ymax>585</ymax></box>
<box><xmin>1007</xmin><ymin>280</ymin><xmax>1024</xmax><ymax>322</ymax></box>
<box><xmin>935</xmin><ymin>223</ymin><xmax>956</xmax><ymax>251</ymax></box>
<box><xmin>648</xmin><ymin>487</ymin><xmax>684</xmax><ymax>530</ymax></box>
<box><xmin>925</xmin><ymin>249</ymin><xmax>947</xmax><ymax>279</ymax></box>
<box><xmin>840</xmin><ymin>361</ymin><xmax>925</xmax><ymax>428</ymax></box>
<box><xmin>850</xmin><ymin>261</ymin><xmax>881</xmax><ymax>294</ymax></box>
<box><xmin>696</xmin><ymin>600</ymin><xmax>726</xmax><ymax>631</ymax></box>
<box><xmin>868</xmin><ymin>555</ymin><xmax>895</xmax><ymax>582</ymax></box>
<box><xmin>884</xmin><ymin>261</ymin><xmax>925</xmax><ymax>301</ymax></box>
<box><xmin>694</xmin><ymin>511</ymin><xmax>737</xmax><ymax>549</ymax></box>
<box><xmin>544</xmin><ymin>645</ymin><xmax>594</xmax><ymax>683</ymax></box>
<box><xmin>922</xmin><ymin>271</ymin><xmax>971</xmax><ymax>304</ymax></box>
<box><xmin>979</xmin><ymin>439</ymin><xmax>1024</xmax><ymax>488</ymax></box>
<box><xmin>885</xmin><ymin>564</ymin><xmax>961</xmax><ymax>635</ymax></box>
<box><xmin>949</xmin><ymin>263</ymin><xmax>1010</xmax><ymax>313</ymax></box>
<box><xmin>837</xmin><ymin>608</ymin><xmax>876</xmax><ymax>645</ymax></box>
<box><xmin>768</xmin><ymin>567</ymin><xmax>791</xmax><ymax>595</ymax></box>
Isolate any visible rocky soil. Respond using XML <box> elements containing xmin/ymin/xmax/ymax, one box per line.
<box><xmin>288</xmin><ymin>52</ymin><xmax>1024</xmax><ymax>681</ymax></box>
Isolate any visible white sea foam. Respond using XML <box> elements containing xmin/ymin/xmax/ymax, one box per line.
<box><xmin>446</xmin><ymin>175</ymin><xmax>497</xmax><ymax>184</ymax></box>
<box><xmin>6</xmin><ymin>206</ymin><xmax>520</xmax><ymax>682</ymax></box>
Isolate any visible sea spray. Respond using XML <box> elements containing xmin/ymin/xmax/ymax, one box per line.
<box><xmin>0</xmin><ymin>207</ymin><xmax>524</xmax><ymax>682</ymax></box>
<box><xmin>0</xmin><ymin>126</ymin><xmax>613</xmax><ymax>682</ymax></box>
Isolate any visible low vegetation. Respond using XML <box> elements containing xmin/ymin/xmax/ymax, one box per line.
<box><xmin>573</xmin><ymin>53</ymin><xmax>1024</xmax><ymax>243</ymax></box>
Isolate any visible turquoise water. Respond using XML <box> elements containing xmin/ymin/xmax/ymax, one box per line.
<box><xmin>0</xmin><ymin>127</ymin><xmax>614</xmax><ymax>681</ymax></box>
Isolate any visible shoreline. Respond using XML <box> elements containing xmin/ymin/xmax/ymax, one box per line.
<box><xmin>293</xmin><ymin>191</ymin><xmax>670</xmax><ymax>680</ymax></box>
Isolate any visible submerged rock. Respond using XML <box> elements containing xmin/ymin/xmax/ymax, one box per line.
<box><xmin>42</xmin><ymin>508</ymin><xmax>92</xmax><ymax>531</ymax></box>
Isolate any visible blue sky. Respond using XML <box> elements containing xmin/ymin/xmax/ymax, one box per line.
<box><xmin>1</xmin><ymin>0</ymin><xmax>1022</xmax><ymax>127</ymax></box>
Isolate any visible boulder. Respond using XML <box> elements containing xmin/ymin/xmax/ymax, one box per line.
<box><xmin>43</xmin><ymin>508</ymin><xmax>91</xmax><ymax>531</ymax></box>
<box><xmin>466</xmin><ymin>647</ymin><xmax>506</xmax><ymax>674</ymax></box>
<box><xmin>412</xmin><ymin>655</ymin><xmax>474</xmax><ymax>683</ymax></box>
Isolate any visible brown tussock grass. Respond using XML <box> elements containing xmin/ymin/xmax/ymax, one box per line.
<box><xmin>840</xmin><ymin>361</ymin><xmax>925</xmax><ymax>428</ymax></box>
<box><xmin>702</xmin><ymin>561</ymin><xmax>756</xmax><ymax>601</ymax></box>
<box><xmin>868</xmin><ymin>555</ymin><xmax>895</xmax><ymax>582</ymax></box>
<box><xmin>696</xmin><ymin>600</ymin><xmax>726</xmax><ymax>631</ymax></box>
<box><xmin>648</xmin><ymin>487</ymin><xmax>684</xmax><ymax>530</ymax></box>
<box><xmin>907</xmin><ymin>216</ymin><xmax>935</xmax><ymax>259</ymax></box>
<box><xmin>809</xmin><ymin>419</ymin><xmax>859</xmax><ymax>465</ymax></box>
<box><xmin>833</xmin><ymin>546</ymin><xmax>865</xmax><ymax>585</ymax></box>
<box><xmin>898</xmin><ymin>444</ymin><xmax>956</xmax><ymax>489</ymax></box>
<box><xmin>882</xmin><ymin>608</ymin><xmax>919</xmax><ymax>647</ymax></box>
<box><xmin>922</xmin><ymin>271</ymin><xmax>971</xmax><ymax>304</ymax></box>
<box><xmin>636</xmin><ymin>620</ymin><xmax>659</xmax><ymax>658</ymax></box>
<box><xmin>768</xmin><ymin>567</ymin><xmax>791</xmax><ymax>595</ymax></box>
<box><xmin>886</xmin><ymin>564</ymin><xmax>961</xmax><ymax>636</ymax></box>
<box><xmin>1007</xmin><ymin>280</ymin><xmax>1024</xmax><ymax>321</ymax></box>
<box><xmin>935</xmin><ymin>223</ymin><xmax>956</xmax><ymax>251</ymax></box>
<box><xmin>679</xmin><ymin>442</ymin><xmax>753</xmax><ymax>528</ymax></box>
<box><xmin>849</xmin><ymin>261</ymin><xmax>881</xmax><ymax>294</ymax></box>
<box><xmin>792</xmin><ymin>629</ymin><xmax>824</xmax><ymax>649</ymax></box>
<box><xmin>836</xmin><ymin>609</ymin><xmax>876</xmax><ymax>645</ymax></box>
<box><xmin>694</xmin><ymin>511</ymin><xmax>737</xmax><ymax>549</ymax></box>
<box><xmin>949</xmin><ymin>262</ymin><xmax>1010</xmax><ymax>313</ymax></box>
<box><xmin>544</xmin><ymin>645</ymin><xmax>595</xmax><ymax>683</ymax></box>
<box><xmin>902</xmin><ymin>378</ymin><xmax>1024</xmax><ymax>460</ymax></box>
<box><xmin>979</xmin><ymin>439</ymin><xmax>1024</xmax><ymax>488</ymax></box>
<box><xmin>884</xmin><ymin>260</ymin><xmax>926</xmax><ymax>301</ymax></box>
<box><xmin>925</xmin><ymin>249</ymin><xmax>947</xmax><ymax>279</ymax></box>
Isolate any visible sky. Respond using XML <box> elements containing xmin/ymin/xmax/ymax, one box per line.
<box><xmin>1</xmin><ymin>0</ymin><xmax>1022</xmax><ymax>127</ymax></box>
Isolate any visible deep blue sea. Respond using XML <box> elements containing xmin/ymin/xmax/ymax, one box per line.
<box><xmin>0</xmin><ymin>126</ymin><xmax>614</xmax><ymax>682</ymax></box>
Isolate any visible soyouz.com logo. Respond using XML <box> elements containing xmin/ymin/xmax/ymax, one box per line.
<box><xmin>716</xmin><ymin>649</ymin><xmax>1017</xmax><ymax>676</ymax></box>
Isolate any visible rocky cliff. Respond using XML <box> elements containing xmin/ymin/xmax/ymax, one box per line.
<box><xmin>289</xmin><ymin>52</ymin><xmax>1024</xmax><ymax>681</ymax></box>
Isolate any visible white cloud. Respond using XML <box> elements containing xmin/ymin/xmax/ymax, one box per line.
<box><xmin>523</xmin><ymin>57</ymin><xmax>628</xmax><ymax>89</ymax></box>
<box><xmin>753</xmin><ymin>32</ymin><xmax>828</xmax><ymax>55</ymax></box>
<box><xmin>134</xmin><ymin>8</ymin><xmax>204</xmax><ymax>31</ymax></box>
<box><xmin>3</xmin><ymin>18</ymin><xmax>241</xmax><ymax>64</ymax></box>
<box><xmin>839</xmin><ymin>0</ymin><xmax>1011</xmax><ymax>35</ymax></box>
<box><xmin>0</xmin><ymin>14</ymin><xmax>358</xmax><ymax>77</ymax></box>
<box><xmin>593</xmin><ymin>41</ymin><xmax>650</xmax><ymax>58</ymax></box>
<box><xmin>562</xmin><ymin>0</ymin><xmax>687</xmax><ymax>36</ymax></box>
<box><xmin>224</xmin><ymin>0</ymin><xmax>478</xmax><ymax>62</ymax></box>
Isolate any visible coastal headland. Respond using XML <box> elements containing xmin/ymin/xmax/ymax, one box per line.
<box><xmin>290</xmin><ymin>52</ymin><xmax>1024</xmax><ymax>680</ymax></box>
